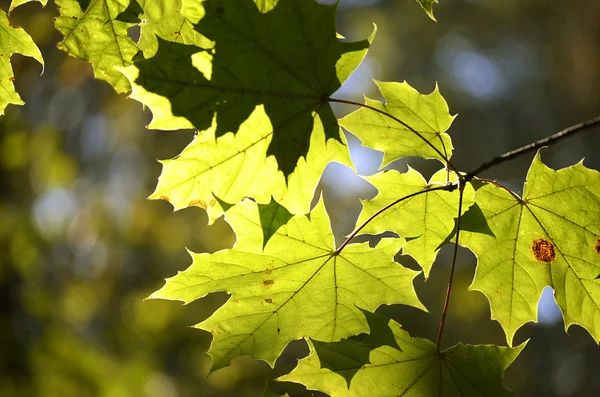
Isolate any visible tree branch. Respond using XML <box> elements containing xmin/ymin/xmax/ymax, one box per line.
<box><xmin>465</xmin><ymin>115</ymin><xmax>600</xmax><ymax>181</ymax></box>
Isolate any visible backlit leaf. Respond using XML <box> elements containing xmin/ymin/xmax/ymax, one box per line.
<box><xmin>461</xmin><ymin>151</ymin><xmax>600</xmax><ymax>345</ymax></box>
<box><xmin>147</xmin><ymin>105</ymin><xmax>352</xmax><ymax>223</ymax></box>
<box><xmin>150</xmin><ymin>198</ymin><xmax>425</xmax><ymax>370</ymax></box>
<box><xmin>280</xmin><ymin>310</ymin><xmax>524</xmax><ymax>397</ymax></box>
<box><xmin>0</xmin><ymin>10</ymin><xmax>44</xmax><ymax>115</ymax></box>
<box><xmin>356</xmin><ymin>168</ymin><xmax>473</xmax><ymax>278</ymax></box>
<box><xmin>339</xmin><ymin>81</ymin><xmax>455</xmax><ymax>168</ymax></box>
<box><xmin>9</xmin><ymin>0</ymin><xmax>47</xmax><ymax>13</ymax></box>
<box><xmin>415</xmin><ymin>0</ymin><xmax>440</xmax><ymax>21</ymax></box>
<box><xmin>121</xmin><ymin>0</ymin><xmax>374</xmax><ymax>218</ymax></box>
<box><xmin>136</xmin><ymin>0</ymin><xmax>213</xmax><ymax>57</ymax></box>
<box><xmin>55</xmin><ymin>0</ymin><xmax>140</xmax><ymax>92</ymax></box>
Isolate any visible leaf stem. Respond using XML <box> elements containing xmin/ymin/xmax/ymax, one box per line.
<box><xmin>335</xmin><ymin>184</ymin><xmax>457</xmax><ymax>254</ymax></box>
<box><xmin>436</xmin><ymin>182</ymin><xmax>465</xmax><ymax>352</ymax></box>
<box><xmin>472</xmin><ymin>177</ymin><xmax>523</xmax><ymax>202</ymax></box>
<box><xmin>328</xmin><ymin>97</ymin><xmax>459</xmax><ymax>174</ymax></box>
<box><xmin>464</xmin><ymin>115</ymin><xmax>600</xmax><ymax>180</ymax></box>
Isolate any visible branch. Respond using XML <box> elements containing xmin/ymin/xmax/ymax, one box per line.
<box><xmin>436</xmin><ymin>182</ymin><xmax>466</xmax><ymax>352</ymax></box>
<box><xmin>335</xmin><ymin>184</ymin><xmax>457</xmax><ymax>254</ymax></box>
<box><xmin>465</xmin><ymin>115</ymin><xmax>600</xmax><ymax>180</ymax></box>
<box><xmin>328</xmin><ymin>97</ymin><xmax>459</xmax><ymax>174</ymax></box>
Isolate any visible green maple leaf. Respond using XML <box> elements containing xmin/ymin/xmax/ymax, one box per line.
<box><xmin>120</xmin><ymin>0</ymin><xmax>374</xmax><ymax>218</ymax></box>
<box><xmin>150</xmin><ymin>198</ymin><xmax>425</xmax><ymax>370</ymax></box>
<box><xmin>136</xmin><ymin>0</ymin><xmax>213</xmax><ymax>57</ymax></box>
<box><xmin>415</xmin><ymin>0</ymin><xmax>440</xmax><ymax>21</ymax></box>
<box><xmin>280</xmin><ymin>310</ymin><xmax>525</xmax><ymax>397</ymax></box>
<box><xmin>339</xmin><ymin>81</ymin><xmax>455</xmax><ymax>169</ymax></box>
<box><xmin>55</xmin><ymin>0</ymin><xmax>140</xmax><ymax>93</ymax></box>
<box><xmin>355</xmin><ymin>168</ymin><xmax>473</xmax><ymax>278</ymax></box>
<box><xmin>147</xmin><ymin>105</ymin><xmax>352</xmax><ymax>222</ymax></box>
<box><xmin>461</xmin><ymin>150</ymin><xmax>600</xmax><ymax>345</ymax></box>
<box><xmin>9</xmin><ymin>0</ymin><xmax>48</xmax><ymax>13</ymax></box>
<box><xmin>0</xmin><ymin>9</ymin><xmax>44</xmax><ymax>115</ymax></box>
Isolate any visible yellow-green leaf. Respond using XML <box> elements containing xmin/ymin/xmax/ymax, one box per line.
<box><xmin>136</xmin><ymin>0</ymin><xmax>213</xmax><ymax>57</ymax></box>
<box><xmin>339</xmin><ymin>81</ymin><xmax>455</xmax><ymax>169</ymax></box>
<box><xmin>461</xmin><ymin>151</ymin><xmax>600</xmax><ymax>345</ymax></box>
<box><xmin>150</xmin><ymin>198</ymin><xmax>425</xmax><ymax>370</ymax></box>
<box><xmin>356</xmin><ymin>168</ymin><xmax>473</xmax><ymax>278</ymax></box>
<box><xmin>0</xmin><ymin>9</ymin><xmax>44</xmax><ymax>115</ymax></box>
<box><xmin>9</xmin><ymin>0</ymin><xmax>47</xmax><ymax>13</ymax></box>
<box><xmin>55</xmin><ymin>0</ymin><xmax>140</xmax><ymax>93</ymax></box>
<box><xmin>280</xmin><ymin>310</ymin><xmax>525</xmax><ymax>397</ymax></box>
<box><xmin>147</xmin><ymin>105</ymin><xmax>352</xmax><ymax>223</ymax></box>
<box><xmin>121</xmin><ymin>0</ymin><xmax>374</xmax><ymax>218</ymax></box>
<box><xmin>415</xmin><ymin>0</ymin><xmax>440</xmax><ymax>21</ymax></box>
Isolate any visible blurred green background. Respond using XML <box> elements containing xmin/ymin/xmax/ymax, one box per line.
<box><xmin>1</xmin><ymin>0</ymin><xmax>599</xmax><ymax>396</ymax></box>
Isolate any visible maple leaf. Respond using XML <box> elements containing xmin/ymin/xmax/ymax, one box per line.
<box><xmin>0</xmin><ymin>9</ymin><xmax>44</xmax><ymax>115</ymax></box>
<box><xmin>461</xmin><ymin>150</ymin><xmax>600</xmax><ymax>345</ymax></box>
<box><xmin>146</xmin><ymin>105</ymin><xmax>352</xmax><ymax>222</ymax></box>
<box><xmin>8</xmin><ymin>0</ymin><xmax>48</xmax><ymax>13</ymax></box>
<box><xmin>356</xmin><ymin>168</ymin><xmax>474</xmax><ymax>278</ymax></box>
<box><xmin>339</xmin><ymin>81</ymin><xmax>455</xmax><ymax>169</ymax></box>
<box><xmin>136</xmin><ymin>0</ymin><xmax>213</xmax><ymax>57</ymax></box>
<box><xmin>120</xmin><ymin>0</ymin><xmax>374</xmax><ymax>218</ymax></box>
<box><xmin>415</xmin><ymin>0</ymin><xmax>440</xmax><ymax>21</ymax></box>
<box><xmin>150</xmin><ymin>198</ymin><xmax>425</xmax><ymax>371</ymax></box>
<box><xmin>280</xmin><ymin>309</ymin><xmax>525</xmax><ymax>397</ymax></box>
<box><xmin>54</xmin><ymin>0</ymin><xmax>140</xmax><ymax>93</ymax></box>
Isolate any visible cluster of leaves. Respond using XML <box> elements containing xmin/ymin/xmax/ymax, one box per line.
<box><xmin>2</xmin><ymin>0</ymin><xmax>599</xmax><ymax>395</ymax></box>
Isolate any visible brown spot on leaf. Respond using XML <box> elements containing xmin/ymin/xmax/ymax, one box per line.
<box><xmin>532</xmin><ymin>239</ymin><xmax>556</xmax><ymax>262</ymax></box>
<box><xmin>158</xmin><ymin>195</ymin><xmax>169</xmax><ymax>201</ymax></box>
<box><xmin>265</xmin><ymin>268</ymin><xmax>272</xmax><ymax>275</ymax></box>
<box><xmin>595</xmin><ymin>238</ymin><xmax>600</xmax><ymax>255</ymax></box>
<box><xmin>9</xmin><ymin>77</ymin><xmax>15</xmax><ymax>82</ymax></box>
<box><xmin>209</xmin><ymin>199</ymin><xmax>216</xmax><ymax>207</ymax></box>
<box><xmin>188</xmin><ymin>199</ymin><xmax>207</xmax><ymax>209</ymax></box>
<box><xmin>263</xmin><ymin>279</ymin><xmax>274</xmax><ymax>288</ymax></box>
<box><xmin>264</xmin><ymin>298</ymin><xmax>272</xmax><ymax>304</ymax></box>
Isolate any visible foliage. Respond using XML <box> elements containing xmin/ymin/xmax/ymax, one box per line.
<box><xmin>0</xmin><ymin>8</ymin><xmax>43</xmax><ymax>115</ymax></box>
<box><xmin>1</xmin><ymin>0</ymin><xmax>599</xmax><ymax>396</ymax></box>
<box><xmin>460</xmin><ymin>153</ymin><xmax>600</xmax><ymax>346</ymax></box>
<box><xmin>279</xmin><ymin>310</ymin><xmax>526</xmax><ymax>397</ymax></box>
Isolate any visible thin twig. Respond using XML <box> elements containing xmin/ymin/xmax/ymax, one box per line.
<box><xmin>335</xmin><ymin>184</ymin><xmax>457</xmax><ymax>254</ymax></box>
<box><xmin>328</xmin><ymin>97</ymin><xmax>459</xmax><ymax>174</ymax></box>
<box><xmin>465</xmin><ymin>115</ymin><xmax>600</xmax><ymax>181</ymax></box>
<box><xmin>436</xmin><ymin>182</ymin><xmax>465</xmax><ymax>352</ymax></box>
